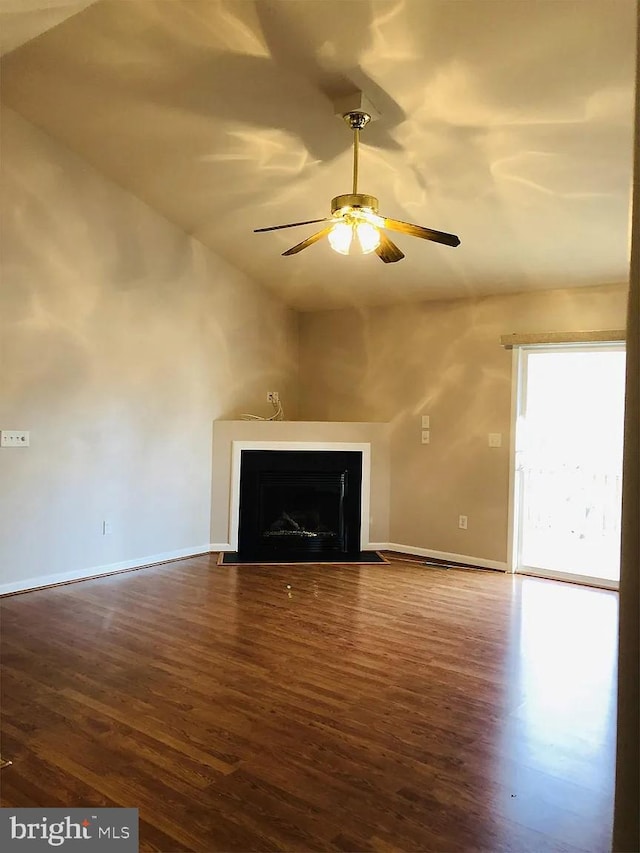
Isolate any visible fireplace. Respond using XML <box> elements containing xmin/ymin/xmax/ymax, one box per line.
<box><xmin>237</xmin><ymin>450</ymin><xmax>363</xmax><ymax>561</ymax></box>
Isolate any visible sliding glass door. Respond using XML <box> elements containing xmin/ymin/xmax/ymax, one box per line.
<box><xmin>513</xmin><ymin>344</ymin><xmax>626</xmax><ymax>586</ymax></box>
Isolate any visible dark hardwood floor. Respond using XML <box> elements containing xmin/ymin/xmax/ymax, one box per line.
<box><xmin>0</xmin><ymin>555</ymin><xmax>618</xmax><ymax>852</ymax></box>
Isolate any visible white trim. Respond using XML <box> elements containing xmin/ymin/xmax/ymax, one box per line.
<box><xmin>229</xmin><ymin>441</ymin><xmax>372</xmax><ymax>550</ymax></box>
<box><xmin>0</xmin><ymin>545</ymin><xmax>214</xmax><ymax>596</ymax></box>
<box><xmin>512</xmin><ymin>342</ymin><xmax>625</xmax><ymax>582</ymax></box>
<box><xmin>383</xmin><ymin>543</ymin><xmax>507</xmax><ymax>572</ymax></box>
<box><xmin>508</xmin><ymin>346</ymin><xmax>525</xmax><ymax>574</ymax></box>
<box><xmin>511</xmin><ymin>340</ymin><xmax>627</xmax><ymax>354</ymax></box>
<box><xmin>517</xmin><ymin>566</ymin><xmax>619</xmax><ymax>591</ymax></box>
<box><xmin>1</xmin><ymin>541</ymin><xmax>511</xmax><ymax>595</ymax></box>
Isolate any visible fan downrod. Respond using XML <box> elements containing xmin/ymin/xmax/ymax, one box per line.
<box><xmin>341</xmin><ymin>110</ymin><xmax>372</xmax><ymax>195</ymax></box>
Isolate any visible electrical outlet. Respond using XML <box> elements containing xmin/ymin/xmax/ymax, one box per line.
<box><xmin>458</xmin><ymin>515</ymin><xmax>468</xmax><ymax>530</ymax></box>
<box><xmin>267</xmin><ymin>391</ymin><xmax>279</xmax><ymax>404</ymax></box>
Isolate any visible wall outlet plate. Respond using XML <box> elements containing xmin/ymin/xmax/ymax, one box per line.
<box><xmin>267</xmin><ymin>391</ymin><xmax>279</xmax><ymax>404</ymax></box>
<box><xmin>421</xmin><ymin>429</ymin><xmax>430</xmax><ymax>444</ymax></box>
<box><xmin>1</xmin><ymin>430</ymin><xmax>30</xmax><ymax>447</ymax></box>
<box><xmin>488</xmin><ymin>433</ymin><xmax>502</xmax><ymax>448</ymax></box>
<box><xmin>459</xmin><ymin>515</ymin><xmax>468</xmax><ymax>529</ymax></box>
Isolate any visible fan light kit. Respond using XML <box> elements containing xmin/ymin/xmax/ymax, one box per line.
<box><xmin>254</xmin><ymin>94</ymin><xmax>460</xmax><ymax>263</ymax></box>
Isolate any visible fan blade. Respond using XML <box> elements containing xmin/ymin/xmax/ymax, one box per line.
<box><xmin>254</xmin><ymin>218</ymin><xmax>331</xmax><ymax>233</ymax></box>
<box><xmin>376</xmin><ymin>232</ymin><xmax>405</xmax><ymax>263</ymax></box>
<box><xmin>282</xmin><ymin>225</ymin><xmax>335</xmax><ymax>256</ymax></box>
<box><xmin>382</xmin><ymin>217</ymin><xmax>460</xmax><ymax>247</ymax></box>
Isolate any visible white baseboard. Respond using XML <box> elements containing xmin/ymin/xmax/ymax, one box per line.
<box><xmin>0</xmin><ymin>544</ymin><xmax>217</xmax><ymax>596</ymax></box>
<box><xmin>1</xmin><ymin>542</ymin><xmax>507</xmax><ymax>595</ymax></box>
<box><xmin>377</xmin><ymin>543</ymin><xmax>508</xmax><ymax>572</ymax></box>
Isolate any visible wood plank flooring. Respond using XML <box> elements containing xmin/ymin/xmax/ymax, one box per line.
<box><xmin>0</xmin><ymin>555</ymin><xmax>618</xmax><ymax>852</ymax></box>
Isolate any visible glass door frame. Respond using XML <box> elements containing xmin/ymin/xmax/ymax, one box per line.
<box><xmin>508</xmin><ymin>341</ymin><xmax>624</xmax><ymax>590</ymax></box>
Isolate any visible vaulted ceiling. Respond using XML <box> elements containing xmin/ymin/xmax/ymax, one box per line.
<box><xmin>1</xmin><ymin>0</ymin><xmax>636</xmax><ymax>309</ymax></box>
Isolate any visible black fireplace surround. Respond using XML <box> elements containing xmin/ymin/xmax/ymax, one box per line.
<box><xmin>237</xmin><ymin>450</ymin><xmax>363</xmax><ymax>561</ymax></box>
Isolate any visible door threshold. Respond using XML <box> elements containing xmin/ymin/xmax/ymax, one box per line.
<box><xmin>516</xmin><ymin>566</ymin><xmax>619</xmax><ymax>591</ymax></box>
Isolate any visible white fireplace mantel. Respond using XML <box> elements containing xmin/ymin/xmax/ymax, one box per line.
<box><xmin>211</xmin><ymin>421</ymin><xmax>391</xmax><ymax>551</ymax></box>
<box><xmin>229</xmin><ymin>441</ymin><xmax>371</xmax><ymax>550</ymax></box>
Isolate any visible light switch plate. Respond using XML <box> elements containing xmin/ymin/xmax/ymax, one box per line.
<box><xmin>421</xmin><ymin>429</ymin><xmax>430</xmax><ymax>444</ymax></box>
<box><xmin>421</xmin><ymin>415</ymin><xmax>430</xmax><ymax>429</ymax></box>
<box><xmin>1</xmin><ymin>430</ymin><xmax>30</xmax><ymax>447</ymax></box>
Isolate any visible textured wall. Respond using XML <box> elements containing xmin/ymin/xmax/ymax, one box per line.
<box><xmin>298</xmin><ymin>284</ymin><xmax>628</xmax><ymax>562</ymax></box>
<box><xmin>0</xmin><ymin>106</ymin><xmax>298</xmax><ymax>591</ymax></box>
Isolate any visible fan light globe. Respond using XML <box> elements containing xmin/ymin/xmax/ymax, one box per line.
<box><xmin>328</xmin><ymin>221</ymin><xmax>353</xmax><ymax>255</ymax></box>
<box><xmin>328</xmin><ymin>219</ymin><xmax>381</xmax><ymax>255</ymax></box>
<box><xmin>356</xmin><ymin>222</ymin><xmax>381</xmax><ymax>254</ymax></box>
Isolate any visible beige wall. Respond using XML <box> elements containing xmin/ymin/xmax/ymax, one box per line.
<box><xmin>298</xmin><ymin>284</ymin><xmax>628</xmax><ymax>563</ymax></box>
<box><xmin>0</xmin><ymin>106</ymin><xmax>298</xmax><ymax>592</ymax></box>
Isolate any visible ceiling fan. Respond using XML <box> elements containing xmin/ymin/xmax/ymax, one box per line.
<box><xmin>254</xmin><ymin>102</ymin><xmax>460</xmax><ymax>264</ymax></box>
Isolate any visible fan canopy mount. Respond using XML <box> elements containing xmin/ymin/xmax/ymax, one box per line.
<box><xmin>342</xmin><ymin>109</ymin><xmax>372</xmax><ymax>131</ymax></box>
<box><xmin>331</xmin><ymin>193</ymin><xmax>378</xmax><ymax>215</ymax></box>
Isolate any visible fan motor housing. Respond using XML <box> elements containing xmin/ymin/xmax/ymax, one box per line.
<box><xmin>331</xmin><ymin>193</ymin><xmax>379</xmax><ymax>215</ymax></box>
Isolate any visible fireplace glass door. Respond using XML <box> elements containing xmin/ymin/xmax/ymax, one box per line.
<box><xmin>237</xmin><ymin>450</ymin><xmax>362</xmax><ymax>560</ymax></box>
<box><xmin>258</xmin><ymin>471</ymin><xmax>346</xmax><ymax>555</ymax></box>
